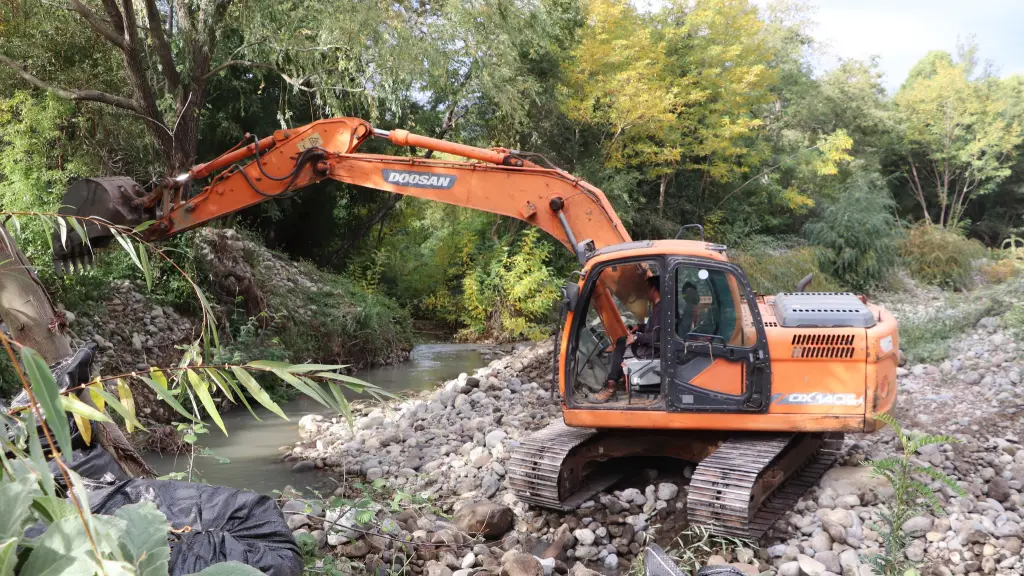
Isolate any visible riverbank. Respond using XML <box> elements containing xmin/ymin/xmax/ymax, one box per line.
<box><xmin>280</xmin><ymin>276</ymin><xmax>1024</xmax><ymax>575</ymax></box>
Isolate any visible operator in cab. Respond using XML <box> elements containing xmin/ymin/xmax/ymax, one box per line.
<box><xmin>593</xmin><ymin>275</ymin><xmax>661</xmax><ymax>403</ymax></box>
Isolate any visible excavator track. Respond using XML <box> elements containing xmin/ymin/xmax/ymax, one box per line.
<box><xmin>687</xmin><ymin>433</ymin><xmax>845</xmax><ymax>540</ymax></box>
<box><xmin>507</xmin><ymin>420</ymin><xmax>623</xmax><ymax>510</ymax></box>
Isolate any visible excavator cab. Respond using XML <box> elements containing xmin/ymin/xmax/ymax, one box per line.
<box><xmin>566</xmin><ymin>250</ymin><xmax>770</xmax><ymax>412</ymax></box>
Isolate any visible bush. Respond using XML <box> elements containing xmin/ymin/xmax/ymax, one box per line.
<box><xmin>731</xmin><ymin>245</ymin><xmax>844</xmax><ymax>295</ymax></box>
<box><xmin>900</xmin><ymin>224</ymin><xmax>985</xmax><ymax>290</ymax></box>
<box><xmin>458</xmin><ymin>228</ymin><xmax>561</xmax><ymax>342</ymax></box>
<box><xmin>805</xmin><ymin>170</ymin><xmax>901</xmax><ymax>292</ymax></box>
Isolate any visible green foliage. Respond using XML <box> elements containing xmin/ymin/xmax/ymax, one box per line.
<box><xmin>458</xmin><ymin>229</ymin><xmax>561</xmax><ymax>342</ymax></box>
<box><xmin>731</xmin><ymin>244</ymin><xmax>843</xmax><ymax>295</ymax></box>
<box><xmin>805</xmin><ymin>168</ymin><xmax>902</xmax><ymax>292</ymax></box>
<box><xmin>867</xmin><ymin>414</ymin><xmax>965</xmax><ymax>576</ymax></box>
<box><xmin>893</xmin><ymin>46</ymin><xmax>1023</xmax><ymax>228</ymax></box>
<box><xmin>900</xmin><ymin>224</ymin><xmax>985</xmax><ymax>290</ymax></box>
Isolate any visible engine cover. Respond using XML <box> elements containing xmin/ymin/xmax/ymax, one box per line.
<box><xmin>772</xmin><ymin>292</ymin><xmax>876</xmax><ymax>328</ymax></box>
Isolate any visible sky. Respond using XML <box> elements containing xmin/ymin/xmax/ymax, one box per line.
<box><xmin>635</xmin><ymin>0</ymin><xmax>1024</xmax><ymax>92</ymax></box>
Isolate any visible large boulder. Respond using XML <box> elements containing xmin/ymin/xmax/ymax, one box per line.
<box><xmin>818</xmin><ymin>466</ymin><xmax>893</xmax><ymax>502</ymax></box>
<box><xmin>455</xmin><ymin>501</ymin><xmax>515</xmax><ymax>539</ymax></box>
<box><xmin>501</xmin><ymin>552</ymin><xmax>543</xmax><ymax>576</ymax></box>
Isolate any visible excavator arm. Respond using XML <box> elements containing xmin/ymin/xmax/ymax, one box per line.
<box><xmin>55</xmin><ymin>117</ymin><xmax>637</xmax><ymax>338</ymax></box>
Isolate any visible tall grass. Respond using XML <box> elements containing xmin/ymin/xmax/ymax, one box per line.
<box><xmin>900</xmin><ymin>224</ymin><xmax>985</xmax><ymax>291</ymax></box>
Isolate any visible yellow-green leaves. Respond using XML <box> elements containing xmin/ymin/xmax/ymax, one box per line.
<box><xmin>814</xmin><ymin>130</ymin><xmax>854</xmax><ymax>177</ymax></box>
<box><xmin>187</xmin><ymin>369</ymin><xmax>226</xmax><ymax>436</ymax></box>
<box><xmin>230</xmin><ymin>367</ymin><xmax>286</xmax><ymax>420</ymax></box>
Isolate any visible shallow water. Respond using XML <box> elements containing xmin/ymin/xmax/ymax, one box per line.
<box><xmin>144</xmin><ymin>343</ymin><xmax>494</xmax><ymax>494</ymax></box>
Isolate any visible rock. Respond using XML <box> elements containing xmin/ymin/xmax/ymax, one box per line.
<box><xmin>337</xmin><ymin>539</ymin><xmax>370</xmax><ymax>557</ymax></box>
<box><xmin>815</xmin><ymin>551</ymin><xmax>840</xmax><ymax>574</ymax></box>
<box><xmin>778</xmin><ymin>561</ymin><xmax>801</xmax><ymax>576</ymax></box>
<box><xmin>470</xmin><ymin>446</ymin><xmax>492</xmax><ymax>467</ymax></box>
<box><xmin>810</xmin><ymin>531</ymin><xmax>833</xmax><ymax>553</ymax></box>
<box><xmin>286</xmin><ymin>514</ymin><xmax>310</xmax><ymax>530</ymax></box>
<box><xmin>603</xmin><ymin>554</ymin><xmax>619</xmax><ymax>569</ymax></box>
<box><xmin>656</xmin><ymin>483</ymin><xmax>679</xmax><ymax>501</ymax></box>
<box><xmin>486</xmin><ymin>429</ymin><xmax>508</xmax><ymax>449</ymax></box>
<box><xmin>904</xmin><ymin>540</ymin><xmax>925</xmax><ymax>562</ymax></box>
<box><xmin>455</xmin><ymin>501</ymin><xmax>514</xmax><ymax>539</ymax></box>
<box><xmin>312</xmin><ymin>529</ymin><xmax>326</xmax><ymax>549</ymax></box>
<box><xmin>539</xmin><ymin>557</ymin><xmax>556</xmax><ymax>576</ymax></box>
<box><xmin>818</xmin><ymin>466</ymin><xmax>893</xmax><ymax>500</ymax></box>
<box><xmin>838</xmin><ymin>549</ymin><xmax>859</xmax><ymax>576</ymax></box>
<box><xmin>426</xmin><ymin>561</ymin><xmax>453</xmax><ymax>576</ymax></box>
<box><xmin>901</xmin><ymin>515</ymin><xmax>933</xmax><ymax>537</ymax></box>
<box><xmin>291</xmin><ymin>461</ymin><xmax>316</xmax><ymax>473</ymax></box>
<box><xmin>797</xmin><ymin>554</ymin><xmax>826</xmax><ymax>576</ymax></box>
<box><xmin>961</xmin><ymin>370</ymin><xmax>982</xmax><ymax>385</ymax></box>
<box><xmin>501</xmin><ymin>552</ymin><xmax>543</xmax><ymax>576</ymax></box>
<box><xmin>619</xmin><ymin>488</ymin><xmax>645</xmax><ymax>505</ymax></box>
<box><xmin>573</xmin><ymin>528</ymin><xmax>596</xmax><ymax>546</ymax></box>
<box><xmin>988</xmin><ymin>477</ymin><xmax>1012</xmax><ymax>502</ymax></box>
<box><xmin>568</xmin><ymin>564</ymin><xmax>602</xmax><ymax>576</ymax></box>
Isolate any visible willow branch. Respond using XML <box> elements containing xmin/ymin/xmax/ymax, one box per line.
<box><xmin>0</xmin><ymin>54</ymin><xmax>144</xmax><ymax>114</ymax></box>
<box><xmin>67</xmin><ymin>0</ymin><xmax>127</xmax><ymax>49</ymax></box>
<box><xmin>143</xmin><ymin>0</ymin><xmax>180</xmax><ymax>92</ymax></box>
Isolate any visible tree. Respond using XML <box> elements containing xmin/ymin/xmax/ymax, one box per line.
<box><xmin>893</xmin><ymin>49</ymin><xmax>1022</xmax><ymax>228</ymax></box>
<box><xmin>560</xmin><ymin>0</ymin><xmax>681</xmax><ymax>218</ymax></box>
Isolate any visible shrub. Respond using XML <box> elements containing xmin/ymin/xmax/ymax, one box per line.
<box><xmin>805</xmin><ymin>170</ymin><xmax>901</xmax><ymax>292</ymax></box>
<box><xmin>731</xmin><ymin>245</ymin><xmax>844</xmax><ymax>295</ymax></box>
<box><xmin>458</xmin><ymin>228</ymin><xmax>561</xmax><ymax>342</ymax></box>
<box><xmin>900</xmin><ymin>224</ymin><xmax>985</xmax><ymax>290</ymax></box>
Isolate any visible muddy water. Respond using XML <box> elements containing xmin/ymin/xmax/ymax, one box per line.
<box><xmin>145</xmin><ymin>343</ymin><xmax>496</xmax><ymax>494</ymax></box>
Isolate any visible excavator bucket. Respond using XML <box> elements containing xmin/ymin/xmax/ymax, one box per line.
<box><xmin>53</xmin><ymin>177</ymin><xmax>148</xmax><ymax>274</ymax></box>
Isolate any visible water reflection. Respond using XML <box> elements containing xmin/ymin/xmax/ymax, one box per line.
<box><xmin>145</xmin><ymin>343</ymin><xmax>494</xmax><ymax>493</ymax></box>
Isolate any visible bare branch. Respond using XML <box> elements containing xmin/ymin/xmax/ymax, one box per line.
<box><xmin>143</xmin><ymin>0</ymin><xmax>181</xmax><ymax>92</ymax></box>
<box><xmin>0</xmin><ymin>54</ymin><xmax>143</xmax><ymax>114</ymax></box>
<box><xmin>67</xmin><ymin>0</ymin><xmax>127</xmax><ymax>49</ymax></box>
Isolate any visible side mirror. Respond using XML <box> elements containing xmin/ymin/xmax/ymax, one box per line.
<box><xmin>561</xmin><ymin>283</ymin><xmax>580</xmax><ymax>311</ymax></box>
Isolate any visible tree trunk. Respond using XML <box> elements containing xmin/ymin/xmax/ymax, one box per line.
<box><xmin>658</xmin><ymin>173</ymin><xmax>669</xmax><ymax>218</ymax></box>
<box><xmin>0</xmin><ymin>223</ymin><xmax>155</xmax><ymax>478</ymax></box>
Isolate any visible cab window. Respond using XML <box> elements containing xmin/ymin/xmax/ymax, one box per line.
<box><xmin>675</xmin><ymin>265</ymin><xmax>755</xmax><ymax>347</ymax></box>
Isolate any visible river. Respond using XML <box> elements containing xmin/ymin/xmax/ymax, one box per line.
<box><xmin>145</xmin><ymin>343</ymin><xmax>496</xmax><ymax>494</ymax></box>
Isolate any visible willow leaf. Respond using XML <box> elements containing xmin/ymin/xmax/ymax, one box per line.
<box><xmin>21</xmin><ymin>347</ymin><xmax>72</xmax><ymax>463</ymax></box>
<box><xmin>231</xmin><ymin>367</ymin><xmax>286</xmax><ymax>420</ymax></box>
<box><xmin>138</xmin><ymin>376</ymin><xmax>196</xmax><ymax>422</ymax></box>
<box><xmin>187</xmin><ymin>369</ymin><xmax>226</xmax><ymax>436</ymax></box>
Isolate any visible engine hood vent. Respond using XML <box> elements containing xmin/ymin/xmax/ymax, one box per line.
<box><xmin>773</xmin><ymin>292</ymin><xmax>876</xmax><ymax>328</ymax></box>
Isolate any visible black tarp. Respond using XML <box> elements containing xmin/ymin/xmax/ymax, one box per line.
<box><xmin>90</xmin><ymin>479</ymin><xmax>302</xmax><ymax>576</ymax></box>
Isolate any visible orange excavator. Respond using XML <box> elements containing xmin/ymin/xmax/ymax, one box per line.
<box><xmin>54</xmin><ymin>117</ymin><xmax>898</xmax><ymax>539</ymax></box>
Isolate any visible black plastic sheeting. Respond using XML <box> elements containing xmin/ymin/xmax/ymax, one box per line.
<box><xmin>90</xmin><ymin>479</ymin><xmax>302</xmax><ymax>576</ymax></box>
<box><xmin>49</xmin><ymin>443</ymin><xmax>131</xmax><ymax>490</ymax></box>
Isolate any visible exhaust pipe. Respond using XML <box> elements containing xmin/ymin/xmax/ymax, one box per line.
<box><xmin>53</xmin><ymin>177</ymin><xmax>148</xmax><ymax>274</ymax></box>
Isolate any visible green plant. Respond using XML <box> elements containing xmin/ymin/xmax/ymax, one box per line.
<box><xmin>805</xmin><ymin>169</ymin><xmax>902</xmax><ymax>292</ymax></box>
<box><xmin>731</xmin><ymin>245</ymin><xmax>844</xmax><ymax>295</ymax></box>
<box><xmin>458</xmin><ymin>228</ymin><xmax>561</xmax><ymax>342</ymax></box>
<box><xmin>900</xmin><ymin>224</ymin><xmax>985</xmax><ymax>290</ymax></box>
<box><xmin>866</xmin><ymin>413</ymin><xmax>965</xmax><ymax>576</ymax></box>
<box><xmin>666</xmin><ymin>524</ymin><xmax>756</xmax><ymax>574</ymax></box>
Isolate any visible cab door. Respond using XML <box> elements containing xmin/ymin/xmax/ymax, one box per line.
<box><xmin>664</xmin><ymin>258</ymin><xmax>771</xmax><ymax>412</ymax></box>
